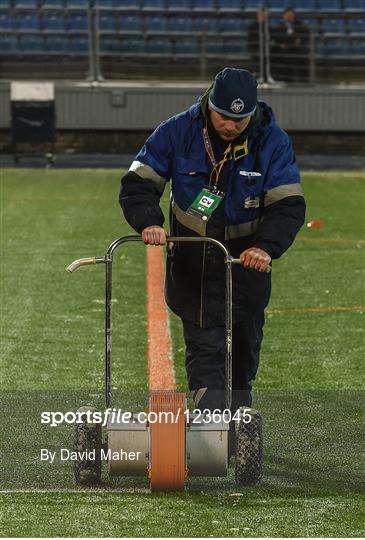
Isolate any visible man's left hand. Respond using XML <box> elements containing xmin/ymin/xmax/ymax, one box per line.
<box><xmin>239</xmin><ymin>248</ymin><xmax>271</xmax><ymax>272</ymax></box>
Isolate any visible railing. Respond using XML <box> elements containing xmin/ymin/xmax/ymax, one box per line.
<box><xmin>0</xmin><ymin>2</ymin><xmax>364</xmax><ymax>83</ymax></box>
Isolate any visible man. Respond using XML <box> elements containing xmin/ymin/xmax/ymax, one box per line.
<box><xmin>271</xmin><ymin>7</ymin><xmax>310</xmax><ymax>82</ymax></box>
<box><xmin>119</xmin><ymin>67</ymin><xmax>305</xmax><ymax>418</ymax></box>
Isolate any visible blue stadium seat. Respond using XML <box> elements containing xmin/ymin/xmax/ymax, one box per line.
<box><xmin>244</xmin><ymin>0</ymin><xmax>268</xmax><ymax>9</ymax></box>
<box><xmin>344</xmin><ymin>0</ymin><xmax>365</xmax><ymax>9</ymax></box>
<box><xmin>14</xmin><ymin>13</ymin><xmax>40</xmax><ymax>30</ymax></box>
<box><xmin>146</xmin><ymin>37</ymin><xmax>172</xmax><ymax>54</ymax></box>
<box><xmin>321</xmin><ymin>37</ymin><xmax>349</xmax><ymax>55</ymax></box>
<box><xmin>94</xmin><ymin>0</ymin><xmax>114</xmax><ymax>7</ymax></box>
<box><xmin>13</xmin><ymin>0</ymin><xmax>39</xmax><ymax>8</ymax></box>
<box><xmin>65</xmin><ymin>0</ymin><xmax>88</xmax><ymax>7</ymax></box>
<box><xmin>99</xmin><ymin>36</ymin><xmax>120</xmax><ymax>52</ymax></box>
<box><xmin>219</xmin><ymin>16</ymin><xmax>247</xmax><ymax>33</ymax></box>
<box><xmin>317</xmin><ymin>0</ymin><xmax>341</xmax><ymax>10</ymax></box>
<box><xmin>194</xmin><ymin>16</ymin><xmax>218</xmax><ymax>33</ymax></box>
<box><xmin>169</xmin><ymin>16</ymin><xmax>193</xmax><ymax>32</ymax></box>
<box><xmin>292</xmin><ymin>0</ymin><xmax>316</xmax><ymax>9</ymax></box>
<box><xmin>221</xmin><ymin>37</ymin><xmax>247</xmax><ymax>55</ymax></box>
<box><xmin>67</xmin><ymin>13</ymin><xmax>88</xmax><ymax>30</ymax></box>
<box><xmin>98</xmin><ymin>14</ymin><xmax>116</xmax><ymax>31</ymax></box>
<box><xmin>167</xmin><ymin>0</ymin><xmax>191</xmax><ymax>10</ymax></box>
<box><xmin>0</xmin><ymin>34</ymin><xmax>18</xmax><ymax>52</ymax></box>
<box><xmin>18</xmin><ymin>34</ymin><xmax>44</xmax><ymax>52</ymax></box>
<box><xmin>40</xmin><ymin>0</ymin><xmax>65</xmax><ymax>7</ymax></box>
<box><xmin>41</xmin><ymin>13</ymin><xmax>66</xmax><ymax>30</ymax></box>
<box><xmin>114</xmin><ymin>0</ymin><xmax>140</xmax><ymax>7</ymax></box>
<box><xmin>217</xmin><ymin>0</ymin><xmax>242</xmax><ymax>9</ymax></box>
<box><xmin>118</xmin><ymin>14</ymin><xmax>142</xmax><ymax>32</ymax></box>
<box><xmin>144</xmin><ymin>15</ymin><xmax>168</xmax><ymax>32</ymax></box>
<box><xmin>120</xmin><ymin>37</ymin><xmax>145</xmax><ymax>54</ymax></box>
<box><xmin>174</xmin><ymin>37</ymin><xmax>199</xmax><ymax>54</ymax></box>
<box><xmin>0</xmin><ymin>13</ymin><xmax>12</xmax><ymax>30</ymax></box>
<box><xmin>322</xmin><ymin>18</ymin><xmax>345</xmax><ymax>34</ymax></box>
<box><xmin>0</xmin><ymin>0</ymin><xmax>12</xmax><ymax>7</ymax></box>
<box><xmin>302</xmin><ymin>18</ymin><xmax>319</xmax><ymax>34</ymax></box>
<box><xmin>142</xmin><ymin>0</ymin><xmax>165</xmax><ymax>8</ymax></box>
<box><xmin>192</xmin><ymin>0</ymin><xmax>215</xmax><ymax>10</ymax></box>
<box><xmin>348</xmin><ymin>18</ymin><xmax>365</xmax><ymax>34</ymax></box>
<box><xmin>348</xmin><ymin>38</ymin><xmax>365</xmax><ymax>53</ymax></box>
<box><xmin>69</xmin><ymin>34</ymin><xmax>88</xmax><ymax>52</ymax></box>
<box><xmin>206</xmin><ymin>39</ymin><xmax>224</xmax><ymax>54</ymax></box>
<box><xmin>44</xmin><ymin>34</ymin><xmax>69</xmax><ymax>52</ymax></box>
<box><xmin>269</xmin><ymin>0</ymin><xmax>286</xmax><ymax>9</ymax></box>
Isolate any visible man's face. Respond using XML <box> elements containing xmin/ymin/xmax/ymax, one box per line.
<box><xmin>209</xmin><ymin>108</ymin><xmax>251</xmax><ymax>141</ymax></box>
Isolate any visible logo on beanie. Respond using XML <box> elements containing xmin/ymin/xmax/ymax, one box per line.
<box><xmin>230</xmin><ymin>98</ymin><xmax>245</xmax><ymax>114</ymax></box>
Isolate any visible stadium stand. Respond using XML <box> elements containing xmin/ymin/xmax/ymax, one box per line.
<box><xmin>0</xmin><ymin>0</ymin><xmax>363</xmax><ymax>81</ymax></box>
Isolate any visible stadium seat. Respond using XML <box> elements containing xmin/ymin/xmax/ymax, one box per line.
<box><xmin>67</xmin><ymin>13</ymin><xmax>88</xmax><ymax>30</ymax></box>
<box><xmin>44</xmin><ymin>34</ymin><xmax>69</xmax><ymax>51</ymax></box>
<box><xmin>174</xmin><ymin>36</ymin><xmax>200</xmax><ymax>54</ymax></box>
<box><xmin>14</xmin><ymin>13</ymin><xmax>40</xmax><ymax>30</ymax></box>
<box><xmin>69</xmin><ymin>34</ymin><xmax>89</xmax><ymax>52</ymax></box>
<box><xmin>194</xmin><ymin>16</ymin><xmax>218</xmax><ymax>33</ymax></box>
<box><xmin>217</xmin><ymin>0</ymin><xmax>242</xmax><ymax>10</ymax></box>
<box><xmin>317</xmin><ymin>0</ymin><xmax>341</xmax><ymax>10</ymax></box>
<box><xmin>40</xmin><ymin>0</ymin><xmax>65</xmax><ymax>7</ymax></box>
<box><xmin>65</xmin><ymin>0</ymin><xmax>89</xmax><ymax>7</ymax></box>
<box><xmin>118</xmin><ymin>14</ymin><xmax>142</xmax><ymax>32</ymax></box>
<box><xmin>99</xmin><ymin>35</ymin><xmax>120</xmax><ymax>52</ymax></box>
<box><xmin>344</xmin><ymin>0</ymin><xmax>365</xmax><ymax>9</ymax></box>
<box><xmin>321</xmin><ymin>37</ymin><xmax>349</xmax><ymax>55</ymax></box>
<box><xmin>120</xmin><ymin>37</ymin><xmax>145</xmax><ymax>54</ymax></box>
<box><xmin>0</xmin><ymin>0</ymin><xmax>12</xmax><ymax>7</ymax></box>
<box><xmin>167</xmin><ymin>0</ymin><xmax>191</xmax><ymax>10</ymax></box>
<box><xmin>94</xmin><ymin>0</ymin><xmax>114</xmax><ymax>7</ymax></box>
<box><xmin>41</xmin><ymin>13</ymin><xmax>66</xmax><ymax>30</ymax></box>
<box><xmin>142</xmin><ymin>0</ymin><xmax>165</xmax><ymax>9</ymax></box>
<box><xmin>18</xmin><ymin>34</ymin><xmax>44</xmax><ymax>52</ymax></box>
<box><xmin>0</xmin><ymin>13</ymin><xmax>12</xmax><ymax>30</ymax></box>
<box><xmin>192</xmin><ymin>0</ymin><xmax>216</xmax><ymax>10</ymax></box>
<box><xmin>144</xmin><ymin>15</ymin><xmax>168</xmax><ymax>32</ymax></box>
<box><xmin>221</xmin><ymin>37</ymin><xmax>248</xmax><ymax>55</ymax></box>
<box><xmin>98</xmin><ymin>13</ymin><xmax>116</xmax><ymax>31</ymax></box>
<box><xmin>114</xmin><ymin>0</ymin><xmax>140</xmax><ymax>8</ymax></box>
<box><xmin>348</xmin><ymin>18</ymin><xmax>365</xmax><ymax>35</ymax></box>
<box><xmin>13</xmin><ymin>0</ymin><xmax>39</xmax><ymax>8</ymax></box>
<box><xmin>244</xmin><ymin>0</ymin><xmax>268</xmax><ymax>9</ymax></box>
<box><xmin>219</xmin><ymin>16</ymin><xmax>247</xmax><ymax>33</ymax></box>
<box><xmin>168</xmin><ymin>16</ymin><xmax>193</xmax><ymax>32</ymax></box>
<box><xmin>349</xmin><ymin>38</ymin><xmax>365</xmax><ymax>54</ymax></box>
<box><xmin>269</xmin><ymin>0</ymin><xmax>286</xmax><ymax>9</ymax></box>
<box><xmin>291</xmin><ymin>0</ymin><xmax>316</xmax><ymax>9</ymax></box>
<box><xmin>146</xmin><ymin>37</ymin><xmax>172</xmax><ymax>54</ymax></box>
<box><xmin>322</xmin><ymin>18</ymin><xmax>345</xmax><ymax>34</ymax></box>
<box><xmin>0</xmin><ymin>34</ymin><xmax>18</xmax><ymax>52</ymax></box>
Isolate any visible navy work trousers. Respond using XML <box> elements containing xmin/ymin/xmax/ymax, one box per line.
<box><xmin>182</xmin><ymin>313</ymin><xmax>264</xmax><ymax>412</ymax></box>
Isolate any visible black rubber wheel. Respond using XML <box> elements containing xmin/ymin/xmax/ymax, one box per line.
<box><xmin>74</xmin><ymin>406</ymin><xmax>102</xmax><ymax>485</ymax></box>
<box><xmin>235</xmin><ymin>407</ymin><xmax>263</xmax><ymax>486</ymax></box>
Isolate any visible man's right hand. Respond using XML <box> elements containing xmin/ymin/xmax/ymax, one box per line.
<box><xmin>141</xmin><ymin>226</ymin><xmax>167</xmax><ymax>246</ymax></box>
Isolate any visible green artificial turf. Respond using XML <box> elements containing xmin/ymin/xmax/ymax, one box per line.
<box><xmin>0</xmin><ymin>168</ymin><xmax>364</xmax><ymax>537</ymax></box>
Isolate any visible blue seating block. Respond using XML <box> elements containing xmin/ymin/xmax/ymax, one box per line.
<box><xmin>69</xmin><ymin>35</ymin><xmax>88</xmax><ymax>52</ymax></box>
<box><xmin>0</xmin><ymin>13</ymin><xmax>12</xmax><ymax>30</ymax></box>
<box><xmin>144</xmin><ymin>15</ymin><xmax>168</xmax><ymax>32</ymax></box>
<box><xmin>0</xmin><ymin>34</ymin><xmax>17</xmax><ymax>51</ymax></box>
<box><xmin>15</xmin><ymin>13</ymin><xmax>40</xmax><ymax>30</ymax></box>
<box><xmin>147</xmin><ymin>37</ymin><xmax>172</xmax><ymax>54</ymax></box>
<box><xmin>42</xmin><ymin>13</ymin><xmax>66</xmax><ymax>30</ymax></box>
<box><xmin>120</xmin><ymin>38</ymin><xmax>145</xmax><ymax>53</ymax></box>
<box><xmin>217</xmin><ymin>0</ymin><xmax>242</xmax><ymax>9</ymax></box>
<box><xmin>192</xmin><ymin>0</ymin><xmax>215</xmax><ymax>9</ymax></box>
<box><xmin>98</xmin><ymin>14</ymin><xmax>116</xmax><ymax>31</ymax></box>
<box><xmin>118</xmin><ymin>15</ymin><xmax>142</xmax><ymax>31</ymax></box>
<box><xmin>14</xmin><ymin>0</ymin><xmax>39</xmax><ymax>8</ymax></box>
<box><xmin>194</xmin><ymin>16</ymin><xmax>218</xmax><ymax>32</ymax></box>
<box><xmin>348</xmin><ymin>18</ymin><xmax>365</xmax><ymax>33</ymax></box>
<box><xmin>322</xmin><ymin>18</ymin><xmax>345</xmax><ymax>33</ymax></box>
<box><xmin>169</xmin><ymin>16</ymin><xmax>193</xmax><ymax>32</ymax></box>
<box><xmin>142</xmin><ymin>0</ymin><xmax>165</xmax><ymax>8</ymax></box>
<box><xmin>45</xmin><ymin>34</ymin><xmax>69</xmax><ymax>51</ymax></box>
<box><xmin>67</xmin><ymin>13</ymin><xmax>88</xmax><ymax>30</ymax></box>
<box><xmin>317</xmin><ymin>0</ymin><xmax>341</xmax><ymax>9</ymax></box>
<box><xmin>18</xmin><ymin>34</ymin><xmax>44</xmax><ymax>52</ymax></box>
<box><xmin>344</xmin><ymin>0</ymin><xmax>365</xmax><ymax>9</ymax></box>
<box><xmin>41</xmin><ymin>0</ymin><xmax>65</xmax><ymax>7</ymax></box>
<box><xmin>174</xmin><ymin>37</ymin><xmax>199</xmax><ymax>54</ymax></box>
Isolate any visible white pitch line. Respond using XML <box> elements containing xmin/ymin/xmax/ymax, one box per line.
<box><xmin>0</xmin><ymin>488</ymin><xmax>149</xmax><ymax>494</ymax></box>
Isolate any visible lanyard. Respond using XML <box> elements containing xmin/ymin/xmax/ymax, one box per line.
<box><xmin>203</xmin><ymin>126</ymin><xmax>232</xmax><ymax>189</ymax></box>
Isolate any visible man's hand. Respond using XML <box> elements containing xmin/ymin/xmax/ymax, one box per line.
<box><xmin>239</xmin><ymin>247</ymin><xmax>271</xmax><ymax>273</ymax></box>
<box><xmin>141</xmin><ymin>226</ymin><xmax>167</xmax><ymax>246</ymax></box>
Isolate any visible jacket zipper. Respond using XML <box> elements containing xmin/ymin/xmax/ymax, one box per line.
<box><xmin>199</xmin><ymin>243</ymin><xmax>206</xmax><ymax>327</ymax></box>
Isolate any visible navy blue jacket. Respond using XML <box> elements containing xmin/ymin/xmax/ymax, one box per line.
<box><xmin>120</xmin><ymin>101</ymin><xmax>305</xmax><ymax>326</ymax></box>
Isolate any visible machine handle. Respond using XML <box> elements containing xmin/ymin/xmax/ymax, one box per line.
<box><xmin>232</xmin><ymin>258</ymin><xmax>271</xmax><ymax>274</ymax></box>
<box><xmin>66</xmin><ymin>256</ymin><xmax>106</xmax><ymax>273</ymax></box>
